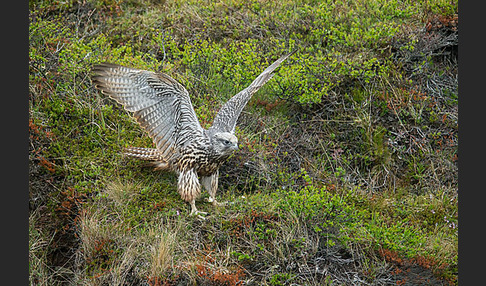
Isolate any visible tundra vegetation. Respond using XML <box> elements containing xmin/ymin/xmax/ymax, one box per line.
<box><xmin>29</xmin><ymin>0</ymin><xmax>458</xmax><ymax>285</ymax></box>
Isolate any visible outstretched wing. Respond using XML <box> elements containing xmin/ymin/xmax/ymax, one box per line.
<box><xmin>209</xmin><ymin>51</ymin><xmax>295</xmax><ymax>133</ymax></box>
<box><xmin>92</xmin><ymin>63</ymin><xmax>204</xmax><ymax>159</ymax></box>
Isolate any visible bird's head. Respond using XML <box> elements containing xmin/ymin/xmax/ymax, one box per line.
<box><xmin>212</xmin><ymin>132</ymin><xmax>238</xmax><ymax>156</ymax></box>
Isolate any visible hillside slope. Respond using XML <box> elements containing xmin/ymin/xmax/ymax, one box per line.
<box><xmin>29</xmin><ymin>0</ymin><xmax>457</xmax><ymax>285</ymax></box>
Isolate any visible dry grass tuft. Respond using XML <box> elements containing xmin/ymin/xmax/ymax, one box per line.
<box><xmin>104</xmin><ymin>180</ymin><xmax>141</xmax><ymax>207</ymax></box>
<box><xmin>149</xmin><ymin>227</ymin><xmax>178</xmax><ymax>280</ymax></box>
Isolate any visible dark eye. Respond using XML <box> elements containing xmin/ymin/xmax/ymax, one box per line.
<box><xmin>224</xmin><ymin>140</ymin><xmax>231</xmax><ymax>146</ymax></box>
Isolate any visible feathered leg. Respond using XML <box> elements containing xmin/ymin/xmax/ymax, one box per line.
<box><xmin>201</xmin><ymin>170</ymin><xmax>225</xmax><ymax>206</ymax></box>
<box><xmin>178</xmin><ymin>169</ymin><xmax>206</xmax><ymax>216</ymax></box>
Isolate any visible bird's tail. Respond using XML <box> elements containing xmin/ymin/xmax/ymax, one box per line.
<box><xmin>123</xmin><ymin>147</ymin><xmax>170</xmax><ymax>170</ymax></box>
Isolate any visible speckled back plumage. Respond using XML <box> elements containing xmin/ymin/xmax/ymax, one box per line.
<box><xmin>92</xmin><ymin>52</ymin><xmax>294</xmax><ymax>216</ymax></box>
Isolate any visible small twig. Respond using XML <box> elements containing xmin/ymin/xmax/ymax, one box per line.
<box><xmin>157</xmin><ymin>29</ymin><xmax>167</xmax><ymax>72</ymax></box>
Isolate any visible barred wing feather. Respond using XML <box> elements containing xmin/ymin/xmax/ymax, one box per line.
<box><xmin>209</xmin><ymin>51</ymin><xmax>295</xmax><ymax>134</ymax></box>
<box><xmin>92</xmin><ymin>63</ymin><xmax>204</xmax><ymax>159</ymax></box>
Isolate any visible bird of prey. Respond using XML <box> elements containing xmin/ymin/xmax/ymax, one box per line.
<box><xmin>92</xmin><ymin>51</ymin><xmax>293</xmax><ymax>216</ymax></box>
